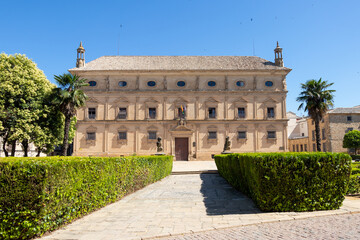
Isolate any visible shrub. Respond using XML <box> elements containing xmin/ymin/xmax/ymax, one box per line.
<box><xmin>351</xmin><ymin>155</ymin><xmax>360</xmax><ymax>160</ymax></box>
<box><xmin>215</xmin><ymin>152</ymin><xmax>351</xmax><ymax>212</ymax></box>
<box><xmin>0</xmin><ymin>155</ymin><xmax>173</xmax><ymax>240</ymax></box>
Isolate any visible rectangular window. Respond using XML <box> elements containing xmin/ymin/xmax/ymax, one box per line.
<box><xmin>313</xmin><ymin>143</ymin><xmax>316</xmax><ymax>152</ymax></box>
<box><xmin>148</xmin><ymin>131</ymin><xmax>157</xmax><ymax>140</ymax></box>
<box><xmin>312</xmin><ymin>130</ymin><xmax>315</xmax><ymax>141</ymax></box>
<box><xmin>118</xmin><ymin>131</ymin><xmax>127</xmax><ymax>140</ymax></box>
<box><xmin>347</xmin><ymin>116</ymin><xmax>352</xmax><ymax>121</ymax></box>
<box><xmin>88</xmin><ymin>108</ymin><xmax>96</xmax><ymax>119</ymax></box>
<box><xmin>208</xmin><ymin>108</ymin><xmax>216</xmax><ymax>119</ymax></box>
<box><xmin>267</xmin><ymin>107</ymin><xmax>275</xmax><ymax>118</ymax></box>
<box><xmin>322</xmin><ymin>128</ymin><xmax>326</xmax><ymax>140</ymax></box>
<box><xmin>296</xmin><ymin>144</ymin><xmax>299</xmax><ymax>152</ymax></box>
<box><xmin>178</xmin><ymin>107</ymin><xmax>186</xmax><ymax>118</ymax></box>
<box><xmin>304</xmin><ymin>144</ymin><xmax>307</xmax><ymax>152</ymax></box>
<box><xmin>293</xmin><ymin>145</ymin><xmax>295</xmax><ymax>152</ymax></box>
<box><xmin>208</xmin><ymin>131</ymin><xmax>217</xmax><ymax>139</ymax></box>
<box><xmin>118</xmin><ymin>108</ymin><xmax>127</xmax><ymax>119</ymax></box>
<box><xmin>237</xmin><ymin>131</ymin><xmax>246</xmax><ymax>139</ymax></box>
<box><xmin>87</xmin><ymin>132</ymin><xmax>96</xmax><ymax>140</ymax></box>
<box><xmin>237</xmin><ymin>108</ymin><xmax>245</xmax><ymax>118</ymax></box>
<box><xmin>267</xmin><ymin>131</ymin><xmax>276</xmax><ymax>139</ymax></box>
<box><xmin>323</xmin><ymin>143</ymin><xmax>326</xmax><ymax>152</ymax></box>
<box><xmin>149</xmin><ymin>108</ymin><xmax>156</xmax><ymax>119</ymax></box>
<box><xmin>300</xmin><ymin>144</ymin><xmax>303</xmax><ymax>152</ymax></box>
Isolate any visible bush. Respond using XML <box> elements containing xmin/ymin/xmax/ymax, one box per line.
<box><xmin>0</xmin><ymin>155</ymin><xmax>173</xmax><ymax>240</ymax></box>
<box><xmin>351</xmin><ymin>155</ymin><xmax>360</xmax><ymax>160</ymax></box>
<box><xmin>215</xmin><ymin>152</ymin><xmax>351</xmax><ymax>212</ymax></box>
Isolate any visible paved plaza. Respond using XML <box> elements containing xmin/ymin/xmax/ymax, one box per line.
<box><xmin>40</xmin><ymin>161</ymin><xmax>360</xmax><ymax>240</ymax></box>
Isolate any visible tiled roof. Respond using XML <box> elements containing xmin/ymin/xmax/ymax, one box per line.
<box><xmin>69</xmin><ymin>56</ymin><xmax>291</xmax><ymax>72</ymax></box>
<box><xmin>328</xmin><ymin>105</ymin><xmax>360</xmax><ymax>114</ymax></box>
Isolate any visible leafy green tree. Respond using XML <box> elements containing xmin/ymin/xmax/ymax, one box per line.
<box><xmin>297</xmin><ymin>78</ymin><xmax>335</xmax><ymax>151</ymax></box>
<box><xmin>0</xmin><ymin>53</ymin><xmax>56</xmax><ymax>156</ymax></box>
<box><xmin>53</xmin><ymin>74</ymin><xmax>88</xmax><ymax>156</ymax></box>
<box><xmin>343</xmin><ymin>130</ymin><xmax>360</xmax><ymax>154</ymax></box>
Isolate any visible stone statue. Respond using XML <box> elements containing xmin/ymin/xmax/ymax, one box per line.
<box><xmin>222</xmin><ymin>136</ymin><xmax>232</xmax><ymax>154</ymax></box>
<box><xmin>156</xmin><ymin>137</ymin><xmax>163</xmax><ymax>152</ymax></box>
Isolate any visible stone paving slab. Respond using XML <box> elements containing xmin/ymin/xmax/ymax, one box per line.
<box><xmin>152</xmin><ymin>213</ymin><xmax>360</xmax><ymax>240</ymax></box>
<box><xmin>171</xmin><ymin>161</ymin><xmax>217</xmax><ymax>173</ymax></box>
<box><xmin>39</xmin><ymin>173</ymin><xmax>360</xmax><ymax>240</ymax></box>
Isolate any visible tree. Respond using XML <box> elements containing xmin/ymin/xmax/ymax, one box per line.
<box><xmin>0</xmin><ymin>53</ymin><xmax>56</xmax><ymax>156</ymax></box>
<box><xmin>53</xmin><ymin>74</ymin><xmax>88</xmax><ymax>156</ymax></box>
<box><xmin>297</xmin><ymin>78</ymin><xmax>335</xmax><ymax>151</ymax></box>
<box><xmin>343</xmin><ymin>130</ymin><xmax>360</xmax><ymax>154</ymax></box>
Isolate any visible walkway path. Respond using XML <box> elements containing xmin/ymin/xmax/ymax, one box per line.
<box><xmin>40</xmin><ymin>161</ymin><xmax>360</xmax><ymax>240</ymax></box>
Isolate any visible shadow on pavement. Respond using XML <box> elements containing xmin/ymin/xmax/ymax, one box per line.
<box><xmin>200</xmin><ymin>173</ymin><xmax>261</xmax><ymax>216</ymax></box>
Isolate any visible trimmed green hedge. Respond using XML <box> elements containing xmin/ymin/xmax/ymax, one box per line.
<box><xmin>348</xmin><ymin>162</ymin><xmax>360</xmax><ymax>194</ymax></box>
<box><xmin>0</xmin><ymin>155</ymin><xmax>173</xmax><ymax>240</ymax></box>
<box><xmin>215</xmin><ymin>153</ymin><xmax>351</xmax><ymax>212</ymax></box>
<box><xmin>351</xmin><ymin>155</ymin><xmax>360</xmax><ymax>160</ymax></box>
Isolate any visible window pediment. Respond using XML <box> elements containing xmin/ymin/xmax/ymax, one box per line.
<box><xmin>113</xmin><ymin>97</ymin><xmax>129</xmax><ymax>104</ymax></box>
<box><xmin>86</xmin><ymin>125</ymin><xmax>97</xmax><ymax>132</ymax></box>
<box><xmin>87</xmin><ymin>97</ymin><xmax>100</xmax><ymax>104</ymax></box>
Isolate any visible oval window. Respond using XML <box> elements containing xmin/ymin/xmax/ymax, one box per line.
<box><xmin>118</xmin><ymin>81</ymin><xmax>127</xmax><ymax>87</ymax></box>
<box><xmin>177</xmin><ymin>81</ymin><xmax>186</xmax><ymax>87</ymax></box>
<box><xmin>236</xmin><ymin>81</ymin><xmax>245</xmax><ymax>87</ymax></box>
<box><xmin>208</xmin><ymin>81</ymin><xmax>216</xmax><ymax>87</ymax></box>
<box><xmin>88</xmin><ymin>81</ymin><xmax>97</xmax><ymax>87</ymax></box>
<box><xmin>265</xmin><ymin>81</ymin><xmax>273</xmax><ymax>87</ymax></box>
<box><xmin>147</xmin><ymin>81</ymin><xmax>156</xmax><ymax>87</ymax></box>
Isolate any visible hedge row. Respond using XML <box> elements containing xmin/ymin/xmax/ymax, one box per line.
<box><xmin>0</xmin><ymin>155</ymin><xmax>173</xmax><ymax>240</ymax></box>
<box><xmin>348</xmin><ymin>162</ymin><xmax>360</xmax><ymax>194</ymax></box>
<box><xmin>215</xmin><ymin>152</ymin><xmax>351</xmax><ymax>212</ymax></box>
<box><xmin>351</xmin><ymin>155</ymin><xmax>360</xmax><ymax>160</ymax></box>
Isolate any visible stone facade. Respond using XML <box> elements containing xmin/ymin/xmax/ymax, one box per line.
<box><xmin>69</xmin><ymin>43</ymin><xmax>291</xmax><ymax>160</ymax></box>
<box><xmin>287</xmin><ymin>112</ymin><xmax>310</xmax><ymax>152</ymax></box>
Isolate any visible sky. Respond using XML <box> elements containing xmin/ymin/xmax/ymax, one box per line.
<box><xmin>1</xmin><ymin>0</ymin><xmax>359</xmax><ymax>116</ymax></box>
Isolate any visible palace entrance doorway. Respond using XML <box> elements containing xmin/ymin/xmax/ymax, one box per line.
<box><xmin>175</xmin><ymin>138</ymin><xmax>188</xmax><ymax>161</ymax></box>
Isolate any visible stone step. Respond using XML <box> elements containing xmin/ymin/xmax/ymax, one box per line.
<box><xmin>171</xmin><ymin>170</ymin><xmax>218</xmax><ymax>175</ymax></box>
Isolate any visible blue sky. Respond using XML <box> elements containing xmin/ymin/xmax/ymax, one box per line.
<box><xmin>1</xmin><ymin>0</ymin><xmax>359</xmax><ymax>115</ymax></box>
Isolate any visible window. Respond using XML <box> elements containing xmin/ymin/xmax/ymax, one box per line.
<box><xmin>147</xmin><ymin>81</ymin><xmax>156</xmax><ymax>87</ymax></box>
<box><xmin>87</xmin><ymin>132</ymin><xmax>96</xmax><ymax>140</ymax></box>
<box><xmin>178</xmin><ymin>107</ymin><xmax>186</xmax><ymax>118</ymax></box>
<box><xmin>267</xmin><ymin>131</ymin><xmax>276</xmax><ymax>139</ymax></box>
<box><xmin>293</xmin><ymin>145</ymin><xmax>295</xmax><ymax>152</ymax></box>
<box><xmin>118</xmin><ymin>81</ymin><xmax>127</xmax><ymax>87</ymax></box>
<box><xmin>300</xmin><ymin>144</ymin><xmax>303</xmax><ymax>152</ymax></box>
<box><xmin>238</xmin><ymin>131</ymin><xmax>246</xmax><ymax>139</ymax></box>
<box><xmin>304</xmin><ymin>144</ymin><xmax>307</xmax><ymax>151</ymax></box>
<box><xmin>296</xmin><ymin>144</ymin><xmax>299</xmax><ymax>152</ymax></box>
<box><xmin>322</xmin><ymin>128</ymin><xmax>326</xmax><ymax>140</ymax></box>
<box><xmin>88</xmin><ymin>81</ymin><xmax>97</xmax><ymax>87</ymax></box>
<box><xmin>149</xmin><ymin>108</ymin><xmax>156</xmax><ymax>119</ymax></box>
<box><xmin>312</xmin><ymin>130</ymin><xmax>315</xmax><ymax>141</ymax></box>
<box><xmin>347</xmin><ymin>116</ymin><xmax>352</xmax><ymax>121</ymax></box>
<box><xmin>148</xmin><ymin>131</ymin><xmax>157</xmax><ymax>140</ymax></box>
<box><xmin>118</xmin><ymin>131</ymin><xmax>127</xmax><ymax>140</ymax></box>
<box><xmin>177</xmin><ymin>81</ymin><xmax>186</xmax><ymax>87</ymax></box>
<box><xmin>208</xmin><ymin>131</ymin><xmax>217</xmax><ymax>139</ymax></box>
<box><xmin>313</xmin><ymin>143</ymin><xmax>316</xmax><ymax>152</ymax></box>
<box><xmin>302</xmin><ymin>133</ymin><xmax>305</xmax><ymax>136</ymax></box>
<box><xmin>265</xmin><ymin>81</ymin><xmax>273</xmax><ymax>87</ymax></box>
<box><xmin>267</xmin><ymin>107</ymin><xmax>275</xmax><ymax>118</ymax></box>
<box><xmin>323</xmin><ymin>143</ymin><xmax>326</xmax><ymax>152</ymax></box>
<box><xmin>118</xmin><ymin>108</ymin><xmax>127</xmax><ymax>119</ymax></box>
<box><xmin>207</xmin><ymin>81</ymin><xmax>216</xmax><ymax>87</ymax></box>
<box><xmin>88</xmin><ymin>108</ymin><xmax>96</xmax><ymax>119</ymax></box>
<box><xmin>208</xmin><ymin>108</ymin><xmax>216</xmax><ymax>119</ymax></box>
<box><xmin>236</xmin><ymin>81</ymin><xmax>245</xmax><ymax>87</ymax></box>
<box><xmin>237</xmin><ymin>108</ymin><xmax>245</xmax><ymax>118</ymax></box>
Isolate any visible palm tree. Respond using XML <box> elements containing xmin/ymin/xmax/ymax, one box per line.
<box><xmin>297</xmin><ymin>78</ymin><xmax>335</xmax><ymax>151</ymax></box>
<box><xmin>53</xmin><ymin>74</ymin><xmax>88</xmax><ymax>156</ymax></box>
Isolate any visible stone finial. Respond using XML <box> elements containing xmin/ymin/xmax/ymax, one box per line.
<box><xmin>76</xmin><ymin>42</ymin><xmax>85</xmax><ymax>68</ymax></box>
<box><xmin>274</xmin><ymin>41</ymin><xmax>284</xmax><ymax>67</ymax></box>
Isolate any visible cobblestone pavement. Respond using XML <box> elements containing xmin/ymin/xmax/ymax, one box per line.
<box><xmin>153</xmin><ymin>213</ymin><xmax>360</xmax><ymax>240</ymax></box>
<box><xmin>40</xmin><ymin>166</ymin><xmax>360</xmax><ymax>240</ymax></box>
